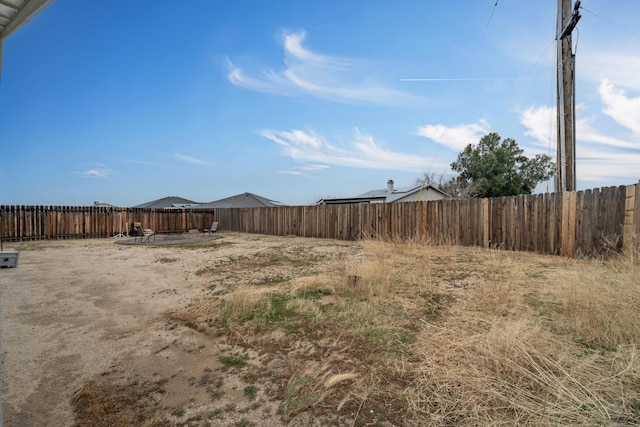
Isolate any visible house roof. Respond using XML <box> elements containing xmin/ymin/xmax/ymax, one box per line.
<box><xmin>134</xmin><ymin>196</ymin><xmax>201</xmax><ymax>209</ymax></box>
<box><xmin>318</xmin><ymin>182</ymin><xmax>449</xmax><ymax>205</ymax></box>
<box><xmin>357</xmin><ymin>184</ymin><xmax>424</xmax><ymax>203</ymax></box>
<box><xmin>1</xmin><ymin>0</ymin><xmax>55</xmax><ymax>78</ymax></box>
<box><xmin>316</xmin><ymin>195</ymin><xmax>388</xmax><ymax>205</ymax></box>
<box><xmin>93</xmin><ymin>201</ymin><xmax>119</xmax><ymax>208</ymax></box>
<box><xmin>196</xmin><ymin>192</ymin><xmax>284</xmax><ymax>209</ymax></box>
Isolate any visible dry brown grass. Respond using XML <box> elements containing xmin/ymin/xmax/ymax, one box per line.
<box><xmin>72</xmin><ymin>380</ymin><xmax>170</xmax><ymax>427</ymax></box>
<box><xmin>553</xmin><ymin>254</ymin><xmax>640</xmax><ymax>350</ymax></box>
<box><xmin>166</xmin><ymin>236</ymin><xmax>640</xmax><ymax>425</ymax></box>
<box><xmin>403</xmin><ymin>245</ymin><xmax>640</xmax><ymax>426</ymax></box>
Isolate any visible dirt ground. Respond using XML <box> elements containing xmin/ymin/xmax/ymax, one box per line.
<box><xmin>1</xmin><ymin>233</ymin><xmax>358</xmax><ymax>427</ymax></box>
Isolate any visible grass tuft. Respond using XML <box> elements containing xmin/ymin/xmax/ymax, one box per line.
<box><xmin>324</xmin><ymin>373</ymin><xmax>358</xmax><ymax>389</ymax></box>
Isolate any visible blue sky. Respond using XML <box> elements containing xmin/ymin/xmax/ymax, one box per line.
<box><xmin>1</xmin><ymin>0</ymin><xmax>638</xmax><ymax>206</ymax></box>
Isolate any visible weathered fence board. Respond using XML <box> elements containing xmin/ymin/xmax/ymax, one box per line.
<box><xmin>1</xmin><ymin>185</ymin><xmax>638</xmax><ymax>258</ymax></box>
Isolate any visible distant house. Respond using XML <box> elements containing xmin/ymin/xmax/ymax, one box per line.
<box><xmin>134</xmin><ymin>196</ymin><xmax>202</xmax><ymax>209</ymax></box>
<box><xmin>317</xmin><ymin>180</ymin><xmax>449</xmax><ymax>205</ymax></box>
<box><xmin>196</xmin><ymin>192</ymin><xmax>285</xmax><ymax>209</ymax></box>
<box><xmin>93</xmin><ymin>201</ymin><xmax>119</xmax><ymax>207</ymax></box>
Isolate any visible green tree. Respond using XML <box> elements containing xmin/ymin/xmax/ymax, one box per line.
<box><xmin>450</xmin><ymin>132</ymin><xmax>554</xmax><ymax>198</ymax></box>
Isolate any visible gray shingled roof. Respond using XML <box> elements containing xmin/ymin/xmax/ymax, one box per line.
<box><xmin>318</xmin><ymin>183</ymin><xmax>449</xmax><ymax>205</ymax></box>
<box><xmin>196</xmin><ymin>193</ymin><xmax>284</xmax><ymax>209</ymax></box>
<box><xmin>356</xmin><ymin>185</ymin><xmax>424</xmax><ymax>203</ymax></box>
<box><xmin>134</xmin><ymin>196</ymin><xmax>201</xmax><ymax>209</ymax></box>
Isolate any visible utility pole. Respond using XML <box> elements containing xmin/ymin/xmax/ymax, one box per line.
<box><xmin>556</xmin><ymin>0</ymin><xmax>581</xmax><ymax>192</ymax></box>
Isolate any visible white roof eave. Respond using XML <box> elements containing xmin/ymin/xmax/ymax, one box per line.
<box><xmin>0</xmin><ymin>0</ymin><xmax>55</xmax><ymax>80</ymax></box>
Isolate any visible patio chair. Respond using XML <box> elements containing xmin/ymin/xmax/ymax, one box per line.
<box><xmin>204</xmin><ymin>221</ymin><xmax>218</xmax><ymax>237</ymax></box>
<box><xmin>132</xmin><ymin>222</ymin><xmax>155</xmax><ymax>243</ymax></box>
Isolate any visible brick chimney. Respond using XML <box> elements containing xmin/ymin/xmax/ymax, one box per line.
<box><xmin>387</xmin><ymin>179</ymin><xmax>394</xmax><ymax>193</ymax></box>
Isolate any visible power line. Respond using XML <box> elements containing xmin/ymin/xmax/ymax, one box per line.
<box><xmin>484</xmin><ymin>0</ymin><xmax>500</xmax><ymax>33</ymax></box>
<box><xmin>581</xmin><ymin>6</ymin><xmax>639</xmax><ymax>37</ymax></box>
<box><xmin>521</xmin><ymin>38</ymin><xmax>556</xmax><ymax>81</ymax></box>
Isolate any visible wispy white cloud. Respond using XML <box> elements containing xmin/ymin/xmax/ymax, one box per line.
<box><xmin>576</xmin><ymin>147</ymin><xmax>640</xmax><ymax>184</ymax></box>
<box><xmin>279</xmin><ymin>170</ymin><xmax>306</xmax><ymax>176</ymax></box>
<box><xmin>278</xmin><ymin>164</ymin><xmax>330</xmax><ymax>177</ymax></box>
<box><xmin>578</xmin><ymin>118</ymin><xmax>640</xmax><ymax>150</ymax></box>
<box><xmin>416</xmin><ymin>119</ymin><xmax>490</xmax><ymax>151</ymax></box>
<box><xmin>599</xmin><ymin>79</ymin><xmax>640</xmax><ymax>135</ymax></box>
<box><xmin>520</xmin><ymin>105</ymin><xmax>555</xmax><ymax>149</ymax></box>
<box><xmin>174</xmin><ymin>153</ymin><xmax>207</xmax><ymax>165</ymax></box>
<box><xmin>577</xmin><ymin>131</ymin><xmax>640</xmax><ymax>184</ymax></box>
<box><xmin>227</xmin><ymin>30</ymin><xmax>423</xmax><ymax>105</ymax></box>
<box><xmin>261</xmin><ymin>128</ymin><xmax>434</xmax><ymax>172</ymax></box>
<box><xmin>580</xmin><ymin>48</ymin><xmax>640</xmax><ymax>90</ymax></box>
<box><xmin>227</xmin><ymin>60</ymin><xmax>297</xmax><ymax>96</ymax></box>
<box><xmin>75</xmin><ymin>165</ymin><xmax>115</xmax><ymax>179</ymax></box>
<box><xmin>298</xmin><ymin>164</ymin><xmax>330</xmax><ymax>171</ymax></box>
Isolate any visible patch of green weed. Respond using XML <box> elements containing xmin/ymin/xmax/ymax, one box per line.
<box><xmin>254</xmin><ymin>294</ymin><xmax>297</xmax><ymax>323</ymax></box>
<box><xmin>244</xmin><ymin>385</ymin><xmax>258</xmax><ymax>400</ymax></box>
<box><xmin>184</xmin><ymin>320</ymin><xmax>198</xmax><ymax>329</ymax></box>
<box><xmin>220</xmin><ymin>355</ymin><xmax>247</xmax><ymax>370</ymax></box>
<box><xmin>297</xmin><ymin>287</ymin><xmax>333</xmax><ymax>299</ymax></box>
<box><xmin>207</xmin><ymin>387</ymin><xmax>224</xmax><ymax>400</ymax></box>
<box><xmin>208</xmin><ymin>408</ymin><xmax>223</xmax><ymax>418</ymax></box>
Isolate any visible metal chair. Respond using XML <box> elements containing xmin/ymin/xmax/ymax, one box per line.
<box><xmin>133</xmin><ymin>222</ymin><xmax>155</xmax><ymax>243</ymax></box>
<box><xmin>204</xmin><ymin>221</ymin><xmax>218</xmax><ymax>238</ymax></box>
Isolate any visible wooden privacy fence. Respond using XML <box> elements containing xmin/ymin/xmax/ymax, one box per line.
<box><xmin>215</xmin><ymin>185</ymin><xmax>639</xmax><ymax>257</ymax></box>
<box><xmin>0</xmin><ymin>206</ymin><xmax>216</xmax><ymax>241</ymax></box>
<box><xmin>1</xmin><ymin>184</ymin><xmax>639</xmax><ymax>257</ymax></box>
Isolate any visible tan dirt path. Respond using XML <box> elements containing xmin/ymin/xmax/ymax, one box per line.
<box><xmin>1</xmin><ymin>238</ymin><xmax>195</xmax><ymax>425</ymax></box>
<box><xmin>0</xmin><ymin>235</ymin><xmax>288</xmax><ymax>426</ymax></box>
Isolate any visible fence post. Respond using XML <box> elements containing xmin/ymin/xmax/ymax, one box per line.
<box><xmin>483</xmin><ymin>198</ymin><xmax>489</xmax><ymax>248</ymax></box>
<box><xmin>623</xmin><ymin>184</ymin><xmax>638</xmax><ymax>253</ymax></box>
<box><xmin>561</xmin><ymin>191</ymin><xmax>577</xmax><ymax>257</ymax></box>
